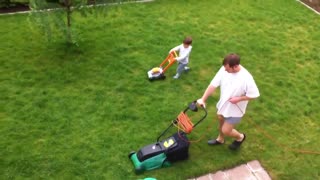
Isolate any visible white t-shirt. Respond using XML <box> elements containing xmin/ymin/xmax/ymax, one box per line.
<box><xmin>210</xmin><ymin>65</ymin><xmax>260</xmax><ymax>117</ymax></box>
<box><xmin>170</xmin><ymin>44</ymin><xmax>192</xmax><ymax>64</ymax></box>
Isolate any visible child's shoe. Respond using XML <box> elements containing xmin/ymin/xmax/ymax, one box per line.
<box><xmin>173</xmin><ymin>74</ymin><xmax>180</xmax><ymax>79</ymax></box>
<box><xmin>184</xmin><ymin>66</ymin><xmax>190</xmax><ymax>72</ymax></box>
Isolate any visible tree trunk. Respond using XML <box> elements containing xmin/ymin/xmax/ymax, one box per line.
<box><xmin>87</xmin><ymin>0</ymin><xmax>96</xmax><ymax>5</ymax></box>
<box><xmin>64</xmin><ymin>0</ymin><xmax>72</xmax><ymax>43</ymax></box>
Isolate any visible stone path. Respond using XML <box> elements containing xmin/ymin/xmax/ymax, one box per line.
<box><xmin>189</xmin><ymin>160</ymin><xmax>271</xmax><ymax>180</ymax></box>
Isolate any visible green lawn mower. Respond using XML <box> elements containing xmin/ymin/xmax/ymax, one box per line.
<box><xmin>128</xmin><ymin>101</ymin><xmax>207</xmax><ymax>174</ymax></box>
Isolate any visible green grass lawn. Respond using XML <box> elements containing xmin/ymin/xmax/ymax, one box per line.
<box><xmin>1</xmin><ymin>0</ymin><xmax>320</xmax><ymax>179</ymax></box>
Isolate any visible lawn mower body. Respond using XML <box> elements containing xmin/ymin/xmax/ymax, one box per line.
<box><xmin>129</xmin><ymin>132</ymin><xmax>189</xmax><ymax>174</ymax></box>
<box><xmin>147</xmin><ymin>67</ymin><xmax>165</xmax><ymax>81</ymax></box>
<box><xmin>129</xmin><ymin>102</ymin><xmax>207</xmax><ymax>174</ymax></box>
<box><xmin>129</xmin><ymin>152</ymin><xmax>170</xmax><ymax>174</ymax></box>
<box><xmin>147</xmin><ymin>51</ymin><xmax>178</xmax><ymax>81</ymax></box>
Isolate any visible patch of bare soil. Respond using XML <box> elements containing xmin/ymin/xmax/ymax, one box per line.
<box><xmin>0</xmin><ymin>1</ymin><xmax>96</xmax><ymax>14</ymax></box>
<box><xmin>0</xmin><ymin>3</ymin><xmax>29</xmax><ymax>14</ymax></box>
<box><xmin>300</xmin><ymin>0</ymin><xmax>320</xmax><ymax>13</ymax></box>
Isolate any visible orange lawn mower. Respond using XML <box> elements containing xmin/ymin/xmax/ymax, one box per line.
<box><xmin>147</xmin><ymin>51</ymin><xmax>178</xmax><ymax>81</ymax></box>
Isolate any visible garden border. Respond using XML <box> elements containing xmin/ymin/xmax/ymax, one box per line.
<box><xmin>297</xmin><ymin>0</ymin><xmax>320</xmax><ymax>15</ymax></box>
<box><xmin>0</xmin><ymin>0</ymin><xmax>155</xmax><ymax>16</ymax></box>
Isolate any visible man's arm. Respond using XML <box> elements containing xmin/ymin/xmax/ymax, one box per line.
<box><xmin>229</xmin><ymin>96</ymin><xmax>257</xmax><ymax>104</ymax></box>
<box><xmin>198</xmin><ymin>66</ymin><xmax>224</xmax><ymax>107</ymax></box>
<box><xmin>197</xmin><ymin>85</ymin><xmax>216</xmax><ymax>107</ymax></box>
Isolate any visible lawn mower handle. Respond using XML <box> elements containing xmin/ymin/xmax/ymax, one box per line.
<box><xmin>184</xmin><ymin>101</ymin><xmax>207</xmax><ymax>129</ymax></box>
<box><xmin>156</xmin><ymin>101</ymin><xmax>207</xmax><ymax>142</ymax></box>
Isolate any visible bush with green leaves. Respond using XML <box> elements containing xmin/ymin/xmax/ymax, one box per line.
<box><xmin>0</xmin><ymin>0</ymin><xmax>29</xmax><ymax>8</ymax></box>
<box><xmin>29</xmin><ymin>0</ymin><xmax>88</xmax><ymax>44</ymax></box>
<box><xmin>0</xmin><ymin>0</ymin><xmax>10</xmax><ymax>8</ymax></box>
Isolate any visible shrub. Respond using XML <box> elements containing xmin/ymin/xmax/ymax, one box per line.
<box><xmin>0</xmin><ymin>0</ymin><xmax>29</xmax><ymax>8</ymax></box>
<box><xmin>0</xmin><ymin>0</ymin><xmax>11</xmax><ymax>8</ymax></box>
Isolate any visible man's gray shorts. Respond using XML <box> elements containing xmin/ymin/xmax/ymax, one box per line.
<box><xmin>224</xmin><ymin>117</ymin><xmax>242</xmax><ymax>124</ymax></box>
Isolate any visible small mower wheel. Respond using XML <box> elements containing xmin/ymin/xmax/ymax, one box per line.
<box><xmin>162</xmin><ymin>159</ymin><xmax>171</xmax><ymax>167</ymax></box>
<box><xmin>128</xmin><ymin>151</ymin><xmax>135</xmax><ymax>159</ymax></box>
<box><xmin>135</xmin><ymin>166</ymin><xmax>144</xmax><ymax>174</ymax></box>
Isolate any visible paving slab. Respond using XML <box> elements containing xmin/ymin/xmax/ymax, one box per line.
<box><xmin>192</xmin><ymin>160</ymin><xmax>271</xmax><ymax>180</ymax></box>
<box><xmin>224</xmin><ymin>164</ymin><xmax>256</xmax><ymax>180</ymax></box>
<box><xmin>196</xmin><ymin>174</ymin><xmax>211</xmax><ymax>180</ymax></box>
<box><xmin>211</xmin><ymin>171</ymin><xmax>228</xmax><ymax>180</ymax></box>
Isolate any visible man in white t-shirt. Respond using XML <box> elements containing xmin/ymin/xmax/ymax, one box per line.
<box><xmin>169</xmin><ymin>37</ymin><xmax>193</xmax><ymax>79</ymax></box>
<box><xmin>197</xmin><ymin>53</ymin><xmax>260</xmax><ymax>150</ymax></box>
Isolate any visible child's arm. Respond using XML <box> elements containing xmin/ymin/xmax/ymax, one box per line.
<box><xmin>175</xmin><ymin>47</ymin><xmax>192</xmax><ymax>62</ymax></box>
<box><xmin>169</xmin><ymin>45</ymin><xmax>181</xmax><ymax>53</ymax></box>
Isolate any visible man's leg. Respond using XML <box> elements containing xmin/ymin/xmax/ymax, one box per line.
<box><xmin>221</xmin><ymin>121</ymin><xmax>246</xmax><ymax>150</ymax></box>
<box><xmin>216</xmin><ymin>115</ymin><xmax>225</xmax><ymax>142</ymax></box>
<box><xmin>208</xmin><ymin>115</ymin><xmax>225</xmax><ymax>145</ymax></box>
<box><xmin>221</xmin><ymin>122</ymin><xmax>244</xmax><ymax>141</ymax></box>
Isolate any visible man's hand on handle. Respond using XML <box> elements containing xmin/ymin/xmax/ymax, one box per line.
<box><xmin>197</xmin><ymin>99</ymin><xmax>206</xmax><ymax>108</ymax></box>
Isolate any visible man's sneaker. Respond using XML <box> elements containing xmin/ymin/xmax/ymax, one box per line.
<box><xmin>228</xmin><ymin>133</ymin><xmax>246</xmax><ymax>150</ymax></box>
<box><xmin>184</xmin><ymin>66</ymin><xmax>190</xmax><ymax>72</ymax></box>
<box><xmin>173</xmin><ymin>74</ymin><xmax>180</xmax><ymax>79</ymax></box>
<box><xmin>208</xmin><ymin>139</ymin><xmax>224</xmax><ymax>145</ymax></box>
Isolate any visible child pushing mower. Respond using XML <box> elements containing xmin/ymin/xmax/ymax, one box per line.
<box><xmin>147</xmin><ymin>37</ymin><xmax>193</xmax><ymax>81</ymax></box>
<box><xmin>169</xmin><ymin>36</ymin><xmax>193</xmax><ymax>79</ymax></box>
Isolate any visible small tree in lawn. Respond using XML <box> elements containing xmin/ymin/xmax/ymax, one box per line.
<box><xmin>29</xmin><ymin>0</ymin><xmax>88</xmax><ymax>45</ymax></box>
